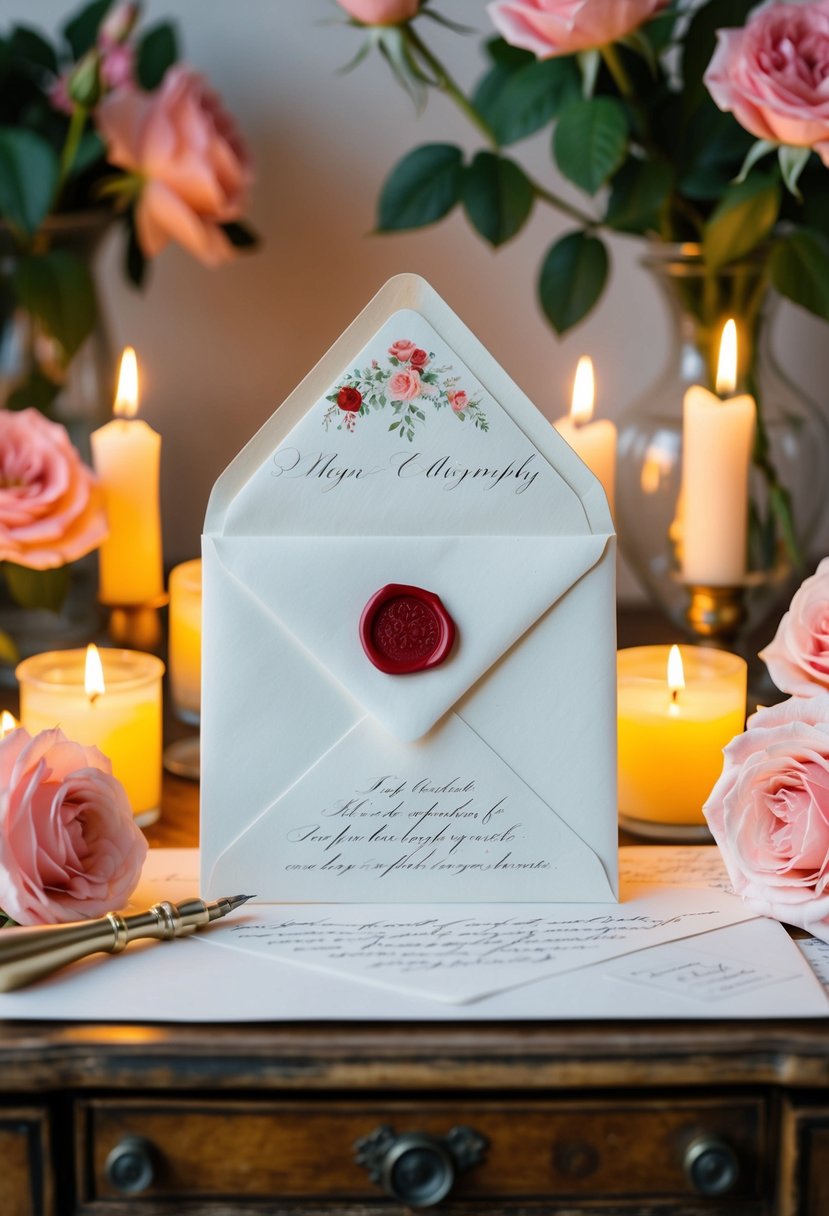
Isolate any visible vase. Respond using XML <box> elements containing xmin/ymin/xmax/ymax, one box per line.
<box><xmin>616</xmin><ymin>243</ymin><xmax>829</xmax><ymax>643</ymax></box>
<box><xmin>0</xmin><ymin>211</ymin><xmax>115</xmax><ymax>678</ymax></box>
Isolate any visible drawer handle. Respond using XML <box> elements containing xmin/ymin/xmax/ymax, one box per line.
<box><xmin>683</xmin><ymin>1134</ymin><xmax>740</xmax><ymax>1197</ymax></box>
<box><xmin>354</xmin><ymin>1124</ymin><xmax>488</xmax><ymax>1207</ymax></box>
<box><xmin>104</xmin><ymin>1135</ymin><xmax>157</xmax><ymax>1195</ymax></box>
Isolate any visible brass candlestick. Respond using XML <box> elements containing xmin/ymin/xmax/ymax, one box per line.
<box><xmin>105</xmin><ymin>592</ymin><xmax>169</xmax><ymax>652</ymax></box>
<box><xmin>685</xmin><ymin>584</ymin><xmax>748</xmax><ymax>648</ymax></box>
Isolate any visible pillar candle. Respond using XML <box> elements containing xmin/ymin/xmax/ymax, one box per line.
<box><xmin>168</xmin><ymin>559</ymin><xmax>202</xmax><ymax>724</ymax></box>
<box><xmin>554</xmin><ymin>356</ymin><xmax>616</xmax><ymax>514</ymax></box>
<box><xmin>91</xmin><ymin>347</ymin><xmax>163</xmax><ymax>606</ymax></box>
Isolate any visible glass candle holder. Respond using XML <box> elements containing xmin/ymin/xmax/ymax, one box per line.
<box><xmin>164</xmin><ymin>558</ymin><xmax>201</xmax><ymax>781</ymax></box>
<box><xmin>617</xmin><ymin>645</ymin><xmax>747</xmax><ymax>841</ymax></box>
<box><xmin>16</xmin><ymin>648</ymin><xmax>164</xmax><ymax>827</ymax></box>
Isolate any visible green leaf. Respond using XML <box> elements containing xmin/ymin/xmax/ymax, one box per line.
<box><xmin>462</xmin><ymin>152</ymin><xmax>533</xmax><ymax>247</ymax></box>
<box><xmin>70</xmin><ymin>130</ymin><xmax>106</xmax><ymax>178</ymax></box>
<box><xmin>484</xmin><ymin>37</ymin><xmax>534</xmax><ymax>69</ymax></box>
<box><xmin>477</xmin><ymin>58</ymin><xmax>580</xmax><ymax>146</ymax></box>
<box><xmin>3</xmin><ymin>563</ymin><xmax>70</xmax><ymax>613</ymax></box>
<box><xmin>14</xmin><ymin>251</ymin><xmax>97</xmax><ymax>361</ymax></box>
<box><xmin>0</xmin><ymin>128</ymin><xmax>59</xmax><ymax>237</ymax></box>
<box><xmin>702</xmin><ymin>174</ymin><xmax>780</xmax><ymax>272</ymax></box>
<box><xmin>538</xmin><ymin>230</ymin><xmax>609</xmax><ymax>334</ymax></box>
<box><xmin>377</xmin><ymin>143</ymin><xmax>463</xmax><ymax>231</ymax></box>
<box><xmin>136</xmin><ymin>23</ymin><xmax>178</xmax><ymax>91</ymax></box>
<box><xmin>677</xmin><ymin>99</ymin><xmax>754</xmax><ymax>200</ymax></box>
<box><xmin>221</xmin><ymin>220</ymin><xmax>259</xmax><ymax>250</ymax></box>
<box><xmin>735</xmin><ymin>138</ymin><xmax>777</xmax><ymax>184</ymax></box>
<box><xmin>778</xmin><ymin>145</ymin><xmax>812</xmax><ymax>199</ymax></box>
<box><xmin>682</xmin><ymin>0</ymin><xmax>759</xmax><ymax>111</ymax></box>
<box><xmin>605</xmin><ymin>158</ymin><xmax>672</xmax><ymax>234</ymax></box>
<box><xmin>10</xmin><ymin>26</ymin><xmax>59</xmax><ymax>76</ymax></box>
<box><xmin>553</xmin><ymin>97</ymin><xmax>629</xmax><ymax>196</ymax></box>
<box><xmin>5</xmin><ymin>370</ymin><xmax>61</xmax><ymax>415</ymax></box>
<box><xmin>62</xmin><ymin>0</ymin><xmax>111</xmax><ymax>58</ymax></box>
<box><xmin>769</xmin><ymin>229</ymin><xmax>829</xmax><ymax>321</ymax></box>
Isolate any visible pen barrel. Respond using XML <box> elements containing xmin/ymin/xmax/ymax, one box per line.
<box><xmin>0</xmin><ymin>918</ymin><xmax>120</xmax><ymax>993</ymax></box>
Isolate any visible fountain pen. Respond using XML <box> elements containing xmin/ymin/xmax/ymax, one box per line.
<box><xmin>0</xmin><ymin>894</ymin><xmax>254</xmax><ymax>992</ymax></box>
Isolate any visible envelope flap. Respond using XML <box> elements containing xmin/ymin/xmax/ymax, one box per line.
<box><xmin>210</xmin><ymin>532</ymin><xmax>610</xmax><ymax>740</ymax></box>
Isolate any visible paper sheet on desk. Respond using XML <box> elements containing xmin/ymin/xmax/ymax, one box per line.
<box><xmin>0</xmin><ymin>847</ymin><xmax>825</xmax><ymax>1020</ymax></box>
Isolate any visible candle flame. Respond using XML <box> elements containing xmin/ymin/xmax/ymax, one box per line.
<box><xmin>715</xmin><ymin>319</ymin><xmax>738</xmax><ymax>396</ymax></box>
<box><xmin>114</xmin><ymin>346</ymin><xmax>139</xmax><ymax>419</ymax></box>
<box><xmin>667</xmin><ymin>644</ymin><xmax>686</xmax><ymax>702</ymax></box>
<box><xmin>85</xmin><ymin>644</ymin><xmax>106</xmax><ymax>702</ymax></box>
<box><xmin>570</xmin><ymin>355</ymin><xmax>595</xmax><ymax>424</ymax></box>
<box><xmin>0</xmin><ymin>710</ymin><xmax>18</xmax><ymax>737</ymax></box>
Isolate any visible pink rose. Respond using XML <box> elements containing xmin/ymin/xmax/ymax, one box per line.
<box><xmin>703</xmin><ymin>695</ymin><xmax>829</xmax><ymax>941</ymax></box>
<box><xmin>0</xmin><ymin>727</ymin><xmax>147</xmax><ymax>925</ymax></box>
<box><xmin>388</xmin><ymin>339</ymin><xmax>418</xmax><ymax>362</ymax></box>
<box><xmin>0</xmin><ymin>409</ymin><xmax>107</xmax><ymax>570</ymax></box>
<box><xmin>99</xmin><ymin>42</ymin><xmax>135</xmax><ymax>90</ymax></box>
<box><xmin>388</xmin><ymin>368</ymin><xmax>422</xmax><ymax>401</ymax></box>
<box><xmin>97</xmin><ymin>65</ymin><xmax>252</xmax><ymax>266</ymax></box>
<box><xmin>337</xmin><ymin>0</ymin><xmax>420</xmax><ymax>24</ymax></box>
<box><xmin>409</xmin><ymin>347</ymin><xmax>429</xmax><ymax>368</ymax></box>
<box><xmin>760</xmin><ymin>558</ymin><xmax>829</xmax><ymax>696</ymax></box>
<box><xmin>487</xmin><ymin>0</ymin><xmax>669</xmax><ymax>58</ymax></box>
<box><xmin>448</xmin><ymin>390</ymin><xmax>468</xmax><ymax>412</ymax></box>
<box><xmin>705</xmin><ymin>1</ymin><xmax>829</xmax><ymax>166</ymax></box>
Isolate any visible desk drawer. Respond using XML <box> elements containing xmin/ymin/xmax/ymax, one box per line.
<box><xmin>80</xmin><ymin>1094</ymin><xmax>766</xmax><ymax>1209</ymax></box>
<box><xmin>0</xmin><ymin>1106</ymin><xmax>53</xmax><ymax>1216</ymax></box>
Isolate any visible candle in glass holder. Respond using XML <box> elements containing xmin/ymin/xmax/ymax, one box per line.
<box><xmin>617</xmin><ymin>644</ymin><xmax>746</xmax><ymax>838</ymax></box>
<box><xmin>169</xmin><ymin>559</ymin><xmax>202</xmax><ymax>724</ymax></box>
<box><xmin>16</xmin><ymin>645</ymin><xmax>164</xmax><ymax>826</ymax></box>
<box><xmin>554</xmin><ymin>355</ymin><xmax>616</xmax><ymax>514</ymax></box>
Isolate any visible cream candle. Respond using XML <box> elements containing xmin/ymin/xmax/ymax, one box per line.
<box><xmin>617</xmin><ymin>644</ymin><xmax>746</xmax><ymax>838</ymax></box>
<box><xmin>681</xmin><ymin>320</ymin><xmax>756</xmax><ymax>585</ymax></box>
<box><xmin>169</xmin><ymin>559</ymin><xmax>202</xmax><ymax>724</ymax></box>
<box><xmin>91</xmin><ymin>347</ymin><xmax>164</xmax><ymax>606</ymax></box>
<box><xmin>16</xmin><ymin>646</ymin><xmax>165</xmax><ymax>826</ymax></box>
<box><xmin>554</xmin><ymin>356</ymin><xmax>617</xmax><ymax>514</ymax></box>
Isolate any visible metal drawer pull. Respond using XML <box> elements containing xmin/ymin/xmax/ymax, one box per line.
<box><xmin>355</xmin><ymin>1124</ymin><xmax>488</xmax><ymax>1207</ymax></box>
<box><xmin>683</xmin><ymin>1134</ymin><xmax>740</xmax><ymax>1197</ymax></box>
<box><xmin>104</xmin><ymin>1135</ymin><xmax>157</xmax><ymax>1194</ymax></box>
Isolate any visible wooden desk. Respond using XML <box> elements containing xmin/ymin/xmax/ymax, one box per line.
<box><xmin>2</xmin><ymin>615</ymin><xmax>827</xmax><ymax>1216</ymax></box>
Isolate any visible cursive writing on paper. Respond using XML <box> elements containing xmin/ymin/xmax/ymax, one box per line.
<box><xmin>272</xmin><ymin>448</ymin><xmax>541</xmax><ymax>495</ymax></box>
<box><xmin>610</xmin><ymin>943</ymin><xmax>797</xmax><ymax>1002</ymax></box>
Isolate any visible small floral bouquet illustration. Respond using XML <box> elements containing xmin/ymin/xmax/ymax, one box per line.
<box><xmin>323</xmin><ymin>338</ymin><xmax>488</xmax><ymax>440</ymax></box>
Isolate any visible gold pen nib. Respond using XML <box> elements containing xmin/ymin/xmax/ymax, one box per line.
<box><xmin>206</xmin><ymin>894</ymin><xmax>257</xmax><ymax>922</ymax></box>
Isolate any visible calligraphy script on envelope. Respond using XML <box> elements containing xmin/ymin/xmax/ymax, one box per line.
<box><xmin>201</xmin><ymin>274</ymin><xmax>617</xmax><ymax>903</ymax></box>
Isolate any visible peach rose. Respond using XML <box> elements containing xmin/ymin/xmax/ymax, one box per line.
<box><xmin>97</xmin><ymin>65</ymin><xmax>252</xmax><ymax>266</ymax></box>
<box><xmin>388</xmin><ymin>368</ymin><xmax>422</xmax><ymax>401</ymax></box>
<box><xmin>705</xmin><ymin>1</ymin><xmax>829</xmax><ymax>166</ymax></box>
<box><xmin>487</xmin><ymin>0</ymin><xmax>669</xmax><ymax>58</ymax></box>
<box><xmin>760</xmin><ymin>559</ymin><xmax>829</xmax><ymax>696</ymax></box>
<box><xmin>448</xmin><ymin>390</ymin><xmax>468</xmax><ymax>412</ymax></box>
<box><xmin>388</xmin><ymin>339</ymin><xmax>418</xmax><ymax>362</ymax></box>
<box><xmin>703</xmin><ymin>695</ymin><xmax>829</xmax><ymax>942</ymax></box>
<box><xmin>0</xmin><ymin>409</ymin><xmax>107</xmax><ymax>570</ymax></box>
<box><xmin>337</xmin><ymin>0</ymin><xmax>420</xmax><ymax>24</ymax></box>
<box><xmin>0</xmin><ymin>727</ymin><xmax>147</xmax><ymax>925</ymax></box>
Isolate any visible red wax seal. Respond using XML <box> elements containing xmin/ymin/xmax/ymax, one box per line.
<box><xmin>360</xmin><ymin>584</ymin><xmax>456</xmax><ymax>675</ymax></box>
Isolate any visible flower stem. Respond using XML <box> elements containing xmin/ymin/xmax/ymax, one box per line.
<box><xmin>58</xmin><ymin>105</ymin><xmax>88</xmax><ymax>190</ymax></box>
<box><xmin>600</xmin><ymin>43</ymin><xmax>635</xmax><ymax>100</ymax></box>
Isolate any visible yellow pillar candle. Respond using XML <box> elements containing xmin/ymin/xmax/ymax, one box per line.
<box><xmin>617</xmin><ymin>644</ymin><xmax>746</xmax><ymax>839</ymax></box>
<box><xmin>16</xmin><ymin>646</ymin><xmax>165</xmax><ymax>827</ymax></box>
<box><xmin>91</xmin><ymin>347</ymin><xmax>164</xmax><ymax>606</ymax></box>
<box><xmin>681</xmin><ymin>320</ymin><xmax>756</xmax><ymax>585</ymax></box>
<box><xmin>554</xmin><ymin>356</ymin><xmax>617</xmax><ymax>515</ymax></box>
<box><xmin>169</xmin><ymin>559</ymin><xmax>202</xmax><ymax>724</ymax></box>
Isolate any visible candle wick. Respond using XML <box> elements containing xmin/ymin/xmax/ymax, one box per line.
<box><xmin>671</xmin><ymin>688</ymin><xmax>679</xmax><ymax>704</ymax></box>
<box><xmin>88</xmin><ymin>692</ymin><xmax>99</xmax><ymax>706</ymax></box>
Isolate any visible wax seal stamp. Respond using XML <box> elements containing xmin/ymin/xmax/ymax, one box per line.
<box><xmin>360</xmin><ymin>584</ymin><xmax>456</xmax><ymax>675</ymax></box>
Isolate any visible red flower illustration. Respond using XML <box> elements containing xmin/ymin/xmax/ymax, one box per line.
<box><xmin>337</xmin><ymin>386</ymin><xmax>362</xmax><ymax>412</ymax></box>
<box><xmin>409</xmin><ymin>347</ymin><xmax>429</xmax><ymax>368</ymax></box>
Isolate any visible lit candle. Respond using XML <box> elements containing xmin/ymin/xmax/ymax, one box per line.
<box><xmin>681</xmin><ymin>320</ymin><xmax>756</xmax><ymax>585</ymax></box>
<box><xmin>168</xmin><ymin>559</ymin><xmax>202</xmax><ymax>724</ymax></box>
<box><xmin>1</xmin><ymin>710</ymin><xmax>18</xmax><ymax>737</ymax></box>
<box><xmin>554</xmin><ymin>356</ymin><xmax>617</xmax><ymax>514</ymax></box>
<box><xmin>617</xmin><ymin>644</ymin><xmax>747</xmax><ymax>835</ymax></box>
<box><xmin>91</xmin><ymin>347</ymin><xmax>163</xmax><ymax>606</ymax></box>
<box><xmin>16</xmin><ymin>645</ymin><xmax>165</xmax><ymax>826</ymax></box>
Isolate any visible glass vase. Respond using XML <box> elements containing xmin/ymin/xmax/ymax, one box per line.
<box><xmin>616</xmin><ymin>243</ymin><xmax>829</xmax><ymax>642</ymax></box>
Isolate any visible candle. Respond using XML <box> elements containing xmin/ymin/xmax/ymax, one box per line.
<box><xmin>91</xmin><ymin>347</ymin><xmax>163</xmax><ymax>606</ymax></box>
<box><xmin>1</xmin><ymin>710</ymin><xmax>18</xmax><ymax>737</ymax></box>
<box><xmin>681</xmin><ymin>320</ymin><xmax>756</xmax><ymax>585</ymax></box>
<box><xmin>169</xmin><ymin>559</ymin><xmax>202</xmax><ymax>724</ymax></box>
<box><xmin>617</xmin><ymin>644</ymin><xmax>746</xmax><ymax>836</ymax></box>
<box><xmin>16</xmin><ymin>645</ymin><xmax>165</xmax><ymax>826</ymax></box>
<box><xmin>554</xmin><ymin>356</ymin><xmax>617</xmax><ymax>514</ymax></box>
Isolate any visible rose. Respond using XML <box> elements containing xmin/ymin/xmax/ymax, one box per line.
<box><xmin>0</xmin><ymin>408</ymin><xmax>107</xmax><ymax>571</ymax></box>
<box><xmin>705</xmin><ymin>1</ymin><xmax>829</xmax><ymax>166</ymax></box>
<box><xmin>97</xmin><ymin>65</ymin><xmax>252</xmax><ymax>266</ymax></box>
<box><xmin>487</xmin><ymin>0</ymin><xmax>669</xmax><ymax>58</ymax></box>
<box><xmin>409</xmin><ymin>348</ymin><xmax>429</xmax><ymax>369</ymax></box>
<box><xmin>703</xmin><ymin>695</ymin><xmax>829</xmax><ymax>941</ymax></box>
<box><xmin>337</xmin><ymin>0</ymin><xmax>420</xmax><ymax>25</ymax></box>
<box><xmin>760</xmin><ymin>558</ymin><xmax>829</xmax><ymax>696</ymax></box>
<box><xmin>337</xmin><ymin>386</ymin><xmax>362</xmax><ymax>412</ymax></box>
<box><xmin>0</xmin><ymin>727</ymin><xmax>147</xmax><ymax>925</ymax></box>
<box><xmin>388</xmin><ymin>368</ymin><xmax>422</xmax><ymax>401</ymax></box>
<box><xmin>388</xmin><ymin>339</ymin><xmax>418</xmax><ymax>362</ymax></box>
<box><xmin>448</xmin><ymin>389</ymin><xmax>468</xmax><ymax>412</ymax></box>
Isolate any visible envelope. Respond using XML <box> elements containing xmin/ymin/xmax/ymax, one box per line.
<box><xmin>200</xmin><ymin>274</ymin><xmax>617</xmax><ymax>903</ymax></box>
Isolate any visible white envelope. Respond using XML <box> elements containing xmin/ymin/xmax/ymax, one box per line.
<box><xmin>201</xmin><ymin>274</ymin><xmax>617</xmax><ymax>903</ymax></box>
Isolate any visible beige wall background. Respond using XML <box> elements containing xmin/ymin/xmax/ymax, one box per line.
<box><xmin>11</xmin><ymin>0</ymin><xmax>829</xmax><ymax>598</ymax></box>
